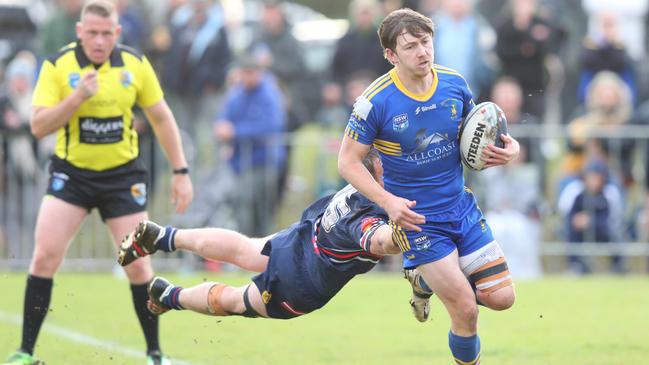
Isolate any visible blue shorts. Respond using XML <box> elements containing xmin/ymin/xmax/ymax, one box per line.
<box><xmin>251</xmin><ymin>222</ymin><xmax>331</xmax><ymax>319</ymax></box>
<box><xmin>402</xmin><ymin>194</ymin><xmax>494</xmax><ymax>269</ymax></box>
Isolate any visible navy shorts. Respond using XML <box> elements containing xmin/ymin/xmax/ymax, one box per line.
<box><xmin>46</xmin><ymin>156</ymin><xmax>149</xmax><ymax>220</ymax></box>
<box><xmin>252</xmin><ymin>222</ymin><xmax>331</xmax><ymax>319</ymax></box>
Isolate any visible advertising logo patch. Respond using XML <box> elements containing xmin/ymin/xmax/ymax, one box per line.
<box><xmin>79</xmin><ymin>116</ymin><xmax>124</xmax><ymax>144</ymax></box>
<box><xmin>262</xmin><ymin>290</ymin><xmax>272</xmax><ymax>304</ymax></box>
<box><xmin>415</xmin><ymin>103</ymin><xmax>437</xmax><ymax>115</ymax></box>
<box><xmin>352</xmin><ymin>96</ymin><xmax>373</xmax><ymax>120</ymax></box>
<box><xmin>50</xmin><ymin>172</ymin><xmax>69</xmax><ymax>192</ymax></box>
<box><xmin>121</xmin><ymin>70</ymin><xmax>132</xmax><ymax>88</ymax></box>
<box><xmin>412</xmin><ymin>129</ymin><xmax>451</xmax><ymax>154</ymax></box>
<box><xmin>69</xmin><ymin>73</ymin><xmax>80</xmax><ymax>89</ymax></box>
<box><xmin>130</xmin><ymin>183</ymin><xmax>147</xmax><ymax>206</ymax></box>
<box><xmin>441</xmin><ymin>98</ymin><xmax>461</xmax><ymax>121</ymax></box>
<box><xmin>413</xmin><ymin>235</ymin><xmax>431</xmax><ymax>250</ymax></box>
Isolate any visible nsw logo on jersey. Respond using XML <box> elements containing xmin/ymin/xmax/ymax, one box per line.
<box><xmin>392</xmin><ymin>113</ymin><xmax>409</xmax><ymax>132</ymax></box>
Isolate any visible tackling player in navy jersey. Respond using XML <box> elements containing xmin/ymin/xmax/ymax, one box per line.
<box><xmin>338</xmin><ymin>8</ymin><xmax>520</xmax><ymax>365</ymax></box>
<box><xmin>117</xmin><ymin>149</ymin><xmax>406</xmax><ymax>320</ymax></box>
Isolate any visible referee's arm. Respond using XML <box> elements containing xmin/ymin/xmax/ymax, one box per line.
<box><xmin>144</xmin><ymin>99</ymin><xmax>194</xmax><ymax>213</ymax></box>
<box><xmin>31</xmin><ymin>72</ymin><xmax>96</xmax><ymax>139</ymax></box>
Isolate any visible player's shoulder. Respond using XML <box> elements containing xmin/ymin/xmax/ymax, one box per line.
<box><xmin>433</xmin><ymin>64</ymin><xmax>468</xmax><ymax>85</ymax></box>
<box><xmin>360</xmin><ymin>72</ymin><xmax>397</xmax><ymax>102</ymax></box>
<box><xmin>115</xmin><ymin>44</ymin><xmax>146</xmax><ymax>66</ymax></box>
<box><xmin>45</xmin><ymin>42</ymin><xmax>78</xmax><ymax>65</ymax></box>
<box><xmin>351</xmin><ymin>71</ymin><xmax>398</xmax><ymax>121</ymax></box>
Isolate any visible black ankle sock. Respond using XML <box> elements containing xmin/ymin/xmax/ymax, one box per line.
<box><xmin>130</xmin><ymin>283</ymin><xmax>160</xmax><ymax>353</ymax></box>
<box><xmin>20</xmin><ymin>275</ymin><xmax>53</xmax><ymax>355</ymax></box>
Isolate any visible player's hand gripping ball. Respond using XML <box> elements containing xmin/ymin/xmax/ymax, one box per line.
<box><xmin>459</xmin><ymin>102</ymin><xmax>508</xmax><ymax>171</ymax></box>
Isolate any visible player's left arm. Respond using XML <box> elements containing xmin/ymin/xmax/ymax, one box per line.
<box><xmin>481</xmin><ymin>134</ymin><xmax>520</xmax><ymax>168</ymax></box>
<box><xmin>143</xmin><ymin>100</ymin><xmax>194</xmax><ymax>213</ymax></box>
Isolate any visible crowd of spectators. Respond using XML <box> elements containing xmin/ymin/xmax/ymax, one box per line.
<box><xmin>1</xmin><ymin>0</ymin><xmax>649</xmax><ymax>273</ymax></box>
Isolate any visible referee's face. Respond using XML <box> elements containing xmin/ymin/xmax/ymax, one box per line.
<box><xmin>76</xmin><ymin>13</ymin><xmax>122</xmax><ymax>65</ymax></box>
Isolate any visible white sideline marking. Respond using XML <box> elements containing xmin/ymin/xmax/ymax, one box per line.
<box><xmin>0</xmin><ymin>311</ymin><xmax>197</xmax><ymax>365</ymax></box>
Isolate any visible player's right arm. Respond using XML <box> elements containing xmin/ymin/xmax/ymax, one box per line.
<box><xmin>31</xmin><ymin>68</ymin><xmax>97</xmax><ymax>139</ymax></box>
<box><xmin>338</xmin><ymin>135</ymin><xmax>424</xmax><ymax>232</ymax></box>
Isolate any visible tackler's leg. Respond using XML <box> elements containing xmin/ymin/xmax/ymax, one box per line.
<box><xmin>147</xmin><ymin>277</ymin><xmax>268</xmax><ymax>318</ymax></box>
<box><xmin>119</xmin><ymin>220</ymin><xmax>269</xmax><ymax>272</ymax></box>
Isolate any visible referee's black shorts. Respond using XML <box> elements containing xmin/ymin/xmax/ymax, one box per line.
<box><xmin>46</xmin><ymin>156</ymin><xmax>149</xmax><ymax>220</ymax></box>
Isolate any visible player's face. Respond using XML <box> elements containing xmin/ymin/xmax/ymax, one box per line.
<box><xmin>76</xmin><ymin>13</ymin><xmax>121</xmax><ymax>65</ymax></box>
<box><xmin>390</xmin><ymin>31</ymin><xmax>434</xmax><ymax>78</ymax></box>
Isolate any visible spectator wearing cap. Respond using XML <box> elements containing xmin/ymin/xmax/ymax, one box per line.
<box><xmin>558</xmin><ymin>158</ymin><xmax>625</xmax><ymax>274</ymax></box>
<box><xmin>213</xmin><ymin>52</ymin><xmax>287</xmax><ymax>237</ymax></box>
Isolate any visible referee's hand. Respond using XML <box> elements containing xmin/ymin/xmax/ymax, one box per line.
<box><xmin>171</xmin><ymin>174</ymin><xmax>193</xmax><ymax>213</ymax></box>
<box><xmin>78</xmin><ymin>71</ymin><xmax>98</xmax><ymax>99</ymax></box>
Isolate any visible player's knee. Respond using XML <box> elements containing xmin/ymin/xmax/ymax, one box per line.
<box><xmin>122</xmin><ymin>257</ymin><xmax>154</xmax><ymax>283</ymax></box>
<box><xmin>30</xmin><ymin>246</ymin><xmax>64</xmax><ymax>275</ymax></box>
<box><xmin>208</xmin><ymin>283</ymin><xmax>236</xmax><ymax>316</ymax></box>
<box><xmin>478</xmin><ymin>285</ymin><xmax>516</xmax><ymax>311</ymax></box>
<box><xmin>454</xmin><ymin>298</ymin><xmax>479</xmax><ymax>325</ymax></box>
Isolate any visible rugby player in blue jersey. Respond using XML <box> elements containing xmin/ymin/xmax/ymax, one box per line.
<box><xmin>338</xmin><ymin>8</ymin><xmax>520</xmax><ymax>365</ymax></box>
<box><xmin>118</xmin><ymin>149</ymin><xmax>406</xmax><ymax>319</ymax></box>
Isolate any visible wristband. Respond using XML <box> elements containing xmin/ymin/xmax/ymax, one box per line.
<box><xmin>173</xmin><ymin>167</ymin><xmax>189</xmax><ymax>175</ymax></box>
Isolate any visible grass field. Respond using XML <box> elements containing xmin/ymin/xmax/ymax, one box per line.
<box><xmin>1</xmin><ymin>272</ymin><xmax>648</xmax><ymax>365</ymax></box>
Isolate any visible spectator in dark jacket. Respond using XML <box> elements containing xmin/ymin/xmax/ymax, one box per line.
<box><xmin>558</xmin><ymin>158</ymin><xmax>625</xmax><ymax>274</ymax></box>
<box><xmin>577</xmin><ymin>11</ymin><xmax>636</xmax><ymax>105</ymax></box>
<box><xmin>162</xmin><ymin>0</ymin><xmax>232</xmax><ymax>144</ymax></box>
<box><xmin>495</xmin><ymin>0</ymin><xmax>564</xmax><ymax>118</ymax></box>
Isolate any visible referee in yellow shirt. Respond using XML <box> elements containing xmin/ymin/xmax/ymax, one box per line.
<box><xmin>3</xmin><ymin>1</ymin><xmax>193</xmax><ymax>365</ymax></box>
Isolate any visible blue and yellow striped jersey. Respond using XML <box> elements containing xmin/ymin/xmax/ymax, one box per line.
<box><xmin>345</xmin><ymin>65</ymin><xmax>475</xmax><ymax>217</ymax></box>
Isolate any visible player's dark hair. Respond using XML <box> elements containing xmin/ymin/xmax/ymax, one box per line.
<box><xmin>378</xmin><ymin>8</ymin><xmax>435</xmax><ymax>53</ymax></box>
<box><xmin>81</xmin><ymin>0</ymin><xmax>117</xmax><ymax>21</ymax></box>
<box><xmin>362</xmin><ymin>147</ymin><xmax>381</xmax><ymax>178</ymax></box>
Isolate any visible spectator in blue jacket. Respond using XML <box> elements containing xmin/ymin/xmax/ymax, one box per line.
<box><xmin>213</xmin><ymin>53</ymin><xmax>286</xmax><ymax>237</ymax></box>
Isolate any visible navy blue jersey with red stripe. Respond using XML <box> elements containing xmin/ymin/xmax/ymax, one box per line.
<box><xmin>302</xmin><ymin>185</ymin><xmax>388</xmax><ymax>297</ymax></box>
<box><xmin>252</xmin><ymin>184</ymin><xmax>390</xmax><ymax>318</ymax></box>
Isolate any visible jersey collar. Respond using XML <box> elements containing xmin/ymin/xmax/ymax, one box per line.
<box><xmin>74</xmin><ymin>41</ymin><xmax>125</xmax><ymax>69</ymax></box>
<box><xmin>389</xmin><ymin>67</ymin><xmax>438</xmax><ymax>102</ymax></box>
